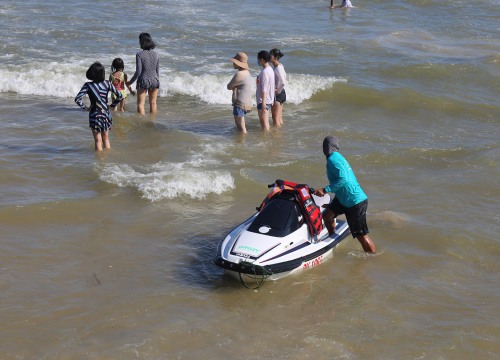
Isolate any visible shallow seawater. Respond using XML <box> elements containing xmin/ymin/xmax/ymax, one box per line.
<box><xmin>0</xmin><ymin>0</ymin><xmax>499</xmax><ymax>359</ymax></box>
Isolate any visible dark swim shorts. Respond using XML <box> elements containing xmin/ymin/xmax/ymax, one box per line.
<box><xmin>275</xmin><ymin>89</ymin><xmax>286</xmax><ymax>104</ymax></box>
<box><xmin>137</xmin><ymin>78</ymin><xmax>160</xmax><ymax>90</ymax></box>
<box><xmin>327</xmin><ymin>198</ymin><xmax>369</xmax><ymax>238</ymax></box>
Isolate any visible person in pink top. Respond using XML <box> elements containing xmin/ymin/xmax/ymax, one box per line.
<box><xmin>256</xmin><ymin>50</ymin><xmax>275</xmax><ymax>131</ymax></box>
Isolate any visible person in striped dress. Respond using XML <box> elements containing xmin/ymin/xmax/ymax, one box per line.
<box><xmin>75</xmin><ymin>62</ymin><xmax>122</xmax><ymax>151</ymax></box>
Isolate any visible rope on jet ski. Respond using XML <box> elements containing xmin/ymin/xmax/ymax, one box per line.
<box><xmin>238</xmin><ymin>261</ymin><xmax>273</xmax><ymax>290</ymax></box>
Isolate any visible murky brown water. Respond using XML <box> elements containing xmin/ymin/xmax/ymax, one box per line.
<box><xmin>1</xmin><ymin>0</ymin><xmax>499</xmax><ymax>358</ymax></box>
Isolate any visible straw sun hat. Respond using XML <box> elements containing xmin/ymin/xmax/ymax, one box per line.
<box><xmin>230</xmin><ymin>52</ymin><xmax>249</xmax><ymax>70</ymax></box>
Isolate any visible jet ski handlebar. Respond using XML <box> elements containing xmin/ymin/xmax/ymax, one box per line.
<box><xmin>267</xmin><ymin>183</ymin><xmax>316</xmax><ymax>193</ymax></box>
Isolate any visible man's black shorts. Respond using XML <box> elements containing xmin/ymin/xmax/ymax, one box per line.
<box><xmin>327</xmin><ymin>198</ymin><xmax>369</xmax><ymax>238</ymax></box>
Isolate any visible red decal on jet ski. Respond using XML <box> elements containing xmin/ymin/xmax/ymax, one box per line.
<box><xmin>303</xmin><ymin>255</ymin><xmax>323</xmax><ymax>269</ymax></box>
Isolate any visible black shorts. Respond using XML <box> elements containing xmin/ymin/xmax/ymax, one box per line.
<box><xmin>275</xmin><ymin>89</ymin><xmax>286</xmax><ymax>104</ymax></box>
<box><xmin>327</xmin><ymin>198</ymin><xmax>369</xmax><ymax>238</ymax></box>
<box><xmin>137</xmin><ymin>78</ymin><xmax>160</xmax><ymax>90</ymax></box>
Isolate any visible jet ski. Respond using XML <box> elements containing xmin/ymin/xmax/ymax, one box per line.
<box><xmin>214</xmin><ymin>180</ymin><xmax>350</xmax><ymax>288</ymax></box>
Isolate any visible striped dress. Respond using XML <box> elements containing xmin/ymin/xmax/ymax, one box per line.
<box><xmin>75</xmin><ymin>80</ymin><xmax>122</xmax><ymax>132</ymax></box>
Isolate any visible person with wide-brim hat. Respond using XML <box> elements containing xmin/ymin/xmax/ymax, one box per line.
<box><xmin>230</xmin><ymin>52</ymin><xmax>249</xmax><ymax>70</ymax></box>
<box><xmin>227</xmin><ymin>52</ymin><xmax>253</xmax><ymax>133</ymax></box>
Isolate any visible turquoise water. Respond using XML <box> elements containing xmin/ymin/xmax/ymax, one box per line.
<box><xmin>0</xmin><ymin>0</ymin><xmax>499</xmax><ymax>358</ymax></box>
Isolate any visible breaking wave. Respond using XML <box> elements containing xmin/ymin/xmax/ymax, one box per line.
<box><xmin>0</xmin><ymin>60</ymin><xmax>345</xmax><ymax>105</ymax></box>
<box><xmin>97</xmin><ymin>161</ymin><xmax>235</xmax><ymax>202</ymax></box>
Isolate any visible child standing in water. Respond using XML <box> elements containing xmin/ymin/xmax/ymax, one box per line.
<box><xmin>109</xmin><ymin>58</ymin><xmax>136</xmax><ymax>112</ymax></box>
<box><xmin>75</xmin><ymin>62</ymin><xmax>122</xmax><ymax>151</ymax></box>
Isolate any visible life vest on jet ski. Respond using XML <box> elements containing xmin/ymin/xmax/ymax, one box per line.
<box><xmin>258</xmin><ymin>179</ymin><xmax>324</xmax><ymax>237</ymax></box>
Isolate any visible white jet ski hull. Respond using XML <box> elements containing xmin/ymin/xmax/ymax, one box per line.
<box><xmin>214</xmin><ymin>193</ymin><xmax>351</xmax><ymax>285</ymax></box>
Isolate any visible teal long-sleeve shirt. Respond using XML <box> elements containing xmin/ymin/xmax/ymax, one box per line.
<box><xmin>324</xmin><ymin>152</ymin><xmax>367</xmax><ymax>208</ymax></box>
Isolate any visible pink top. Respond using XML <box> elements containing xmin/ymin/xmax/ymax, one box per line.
<box><xmin>256</xmin><ymin>66</ymin><xmax>275</xmax><ymax>105</ymax></box>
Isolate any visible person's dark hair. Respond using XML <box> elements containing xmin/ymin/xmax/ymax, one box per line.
<box><xmin>257</xmin><ymin>50</ymin><xmax>271</xmax><ymax>63</ymax></box>
<box><xmin>139</xmin><ymin>32</ymin><xmax>156</xmax><ymax>50</ymax></box>
<box><xmin>111</xmin><ymin>58</ymin><xmax>124</xmax><ymax>72</ymax></box>
<box><xmin>270</xmin><ymin>48</ymin><xmax>284</xmax><ymax>60</ymax></box>
<box><xmin>86</xmin><ymin>62</ymin><xmax>105</xmax><ymax>82</ymax></box>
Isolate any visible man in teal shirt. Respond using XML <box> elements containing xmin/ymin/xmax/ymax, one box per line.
<box><xmin>314</xmin><ymin>136</ymin><xmax>376</xmax><ymax>253</ymax></box>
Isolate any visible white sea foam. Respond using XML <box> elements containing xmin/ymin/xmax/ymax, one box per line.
<box><xmin>0</xmin><ymin>60</ymin><xmax>345</xmax><ymax>105</ymax></box>
<box><xmin>0</xmin><ymin>62</ymin><xmax>89</xmax><ymax>98</ymax></box>
<box><xmin>96</xmin><ymin>141</ymin><xmax>238</xmax><ymax>202</ymax></box>
<box><xmin>285</xmin><ymin>74</ymin><xmax>346</xmax><ymax>104</ymax></box>
<box><xmin>163</xmin><ymin>71</ymin><xmax>344</xmax><ymax>104</ymax></box>
<box><xmin>260</xmin><ymin>161</ymin><xmax>297</xmax><ymax>168</ymax></box>
<box><xmin>97</xmin><ymin>161</ymin><xmax>234</xmax><ymax>202</ymax></box>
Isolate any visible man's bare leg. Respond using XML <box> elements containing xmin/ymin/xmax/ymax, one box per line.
<box><xmin>322</xmin><ymin>208</ymin><xmax>337</xmax><ymax>236</ymax></box>
<box><xmin>357</xmin><ymin>234</ymin><xmax>376</xmax><ymax>253</ymax></box>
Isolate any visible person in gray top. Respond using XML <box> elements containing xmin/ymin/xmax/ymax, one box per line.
<box><xmin>227</xmin><ymin>52</ymin><xmax>253</xmax><ymax>133</ymax></box>
<box><xmin>127</xmin><ymin>33</ymin><xmax>160</xmax><ymax>115</ymax></box>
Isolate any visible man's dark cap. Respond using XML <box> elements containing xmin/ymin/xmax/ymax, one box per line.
<box><xmin>323</xmin><ymin>136</ymin><xmax>340</xmax><ymax>157</ymax></box>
